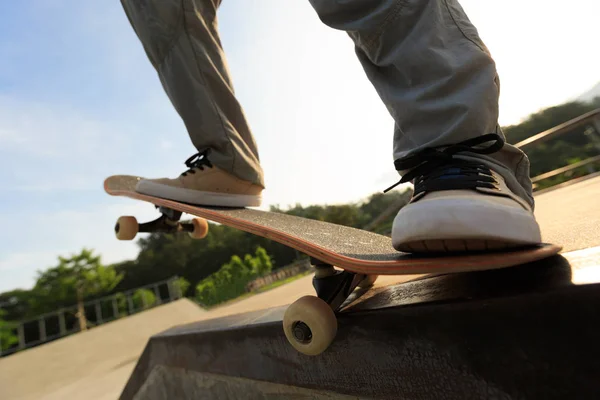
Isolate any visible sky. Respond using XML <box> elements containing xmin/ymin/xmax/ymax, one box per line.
<box><xmin>0</xmin><ymin>0</ymin><xmax>599</xmax><ymax>292</ymax></box>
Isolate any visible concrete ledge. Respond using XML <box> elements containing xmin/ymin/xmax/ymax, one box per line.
<box><xmin>121</xmin><ymin>248</ymin><xmax>600</xmax><ymax>400</ymax></box>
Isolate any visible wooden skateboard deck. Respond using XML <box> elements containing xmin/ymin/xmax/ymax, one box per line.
<box><xmin>104</xmin><ymin>175</ymin><xmax>561</xmax><ymax>275</ymax></box>
<box><xmin>105</xmin><ymin>174</ymin><xmax>563</xmax><ymax>355</ymax></box>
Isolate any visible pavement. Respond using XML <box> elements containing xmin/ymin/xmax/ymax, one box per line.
<box><xmin>533</xmin><ymin>175</ymin><xmax>600</xmax><ymax>252</ymax></box>
<box><xmin>0</xmin><ymin>299</ymin><xmax>206</xmax><ymax>400</ymax></box>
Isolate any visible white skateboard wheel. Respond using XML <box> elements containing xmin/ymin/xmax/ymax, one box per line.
<box><xmin>115</xmin><ymin>216</ymin><xmax>138</xmax><ymax>241</ymax></box>
<box><xmin>283</xmin><ymin>295</ymin><xmax>337</xmax><ymax>356</ymax></box>
<box><xmin>188</xmin><ymin>218</ymin><xmax>209</xmax><ymax>239</ymax></box>
<box><xmin>357</xmin><ymin>274</ymin><xmax>378</xmax><ymax>288</ymax></box>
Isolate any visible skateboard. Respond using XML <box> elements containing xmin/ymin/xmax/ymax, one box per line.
<box><xmin>104</xmin><ymin>175</ymin><xmax>562</xmax><ymax>356</ymax></box>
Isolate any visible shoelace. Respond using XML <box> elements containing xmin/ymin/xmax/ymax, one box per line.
<box><xmin>384</xmin><ymin>133</ymin><xmax>505</xmax><ymax>194</ymax></box>
<box><xmin>181</xmin><ymin>149</ymin><xmax>214</xmax><ymax>177</ymax></box>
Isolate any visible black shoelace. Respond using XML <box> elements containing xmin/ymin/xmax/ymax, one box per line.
<box><xmin>384</xmin><ymin>133</ymin><xmax>505</xmax><ymax>196</ymax></box>
<box><xmin>181</xmin><ymin>149</ymin><xmax>213</xmax><ymax>177</ymax></box>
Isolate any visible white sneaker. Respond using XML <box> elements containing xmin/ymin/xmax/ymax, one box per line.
<box><xmin>135</xmin><ymin>150</ymin><xmax>263</xmax><ymax>208</ymax></box>
<box><xmin>388</xmin><ymin>134</ymin><xmax>542</xmax><ymax>253</ymax></box>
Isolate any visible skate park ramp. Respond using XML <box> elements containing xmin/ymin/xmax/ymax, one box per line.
<box><xmin>0</xmin><ymin>273</ymin><xmax>373</xmax><ymax>400</ymax></box>
<box><xmin>1</xmin><ymin>176</ymin><xmax>599</xmax><ymax>399</ymax></box>
<box><xmin>0</xmin><ymin>298</ymin><xmax>207</xmax><ymax>400</ymax></box>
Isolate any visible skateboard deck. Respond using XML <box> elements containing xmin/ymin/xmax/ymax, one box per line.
<box><xmin>105</xmin><ymin>174</ymin><xmax>562</xmax><ymax>355</ymax></box>
<box><xmin>104</xmin><ymin>175</ymin><xmax>561</xmax><ymax>275</ymax></box>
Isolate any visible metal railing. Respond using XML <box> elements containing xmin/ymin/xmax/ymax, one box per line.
<box><xmin>531</xmin><ymin>154</ymin><xmax>600</xmax><ymax>184</ymax></box>
<box><xmin>0</xmin><ymin>276</ymin><xmax>183</xmax><ymax>357</ymax></box>
<box><xmin>245</xmin><ymin>259</ymin><xmax>312</xmax><ymax>292</ymax></box>
<box><xmin>515</xmin><ymin>108</ymin><xmax>600</xmax><ymax>190</ymax></box>
<box><xmin>515</xmin><ymin>109</ymin><xmax>600</xmax><ymax>149</ymax></box>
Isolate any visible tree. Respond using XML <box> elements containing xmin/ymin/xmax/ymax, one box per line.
<box><xmin>114</xmin><ymin>292</ymin><xmax>128</xmax><ymax>317</ymax></box>
<box><xmin>253</xmin><ymin>247</ymin><xmax>273</xmax><ymax>276</ymax></box>
<box><xmin>132</xmin><ymin>289</ymin><xmax>156</xmax><ymax>310</ymax></box>
<box><xmin>30</xmin><ymin>249</ymin><xmax>123</xmax><ymax>331</ymax></box>
<box><xmin>0</xmin><ymin>309</ymin><xmax>18</xmax><ymax>352</ymax></box>
<box><xmin>503</xmin><ymin>101</ymin><xmax>599</xmax><ymax>145</ymax></box>
<box><xmin>172</xmin><ymin>277</ymin><xmax>191</xmax><ymax>297</ymax></box>
<box><xmin>501</xmin><ymin>99</ymin><xmax>600</xmax><ymax>189</ymax></box>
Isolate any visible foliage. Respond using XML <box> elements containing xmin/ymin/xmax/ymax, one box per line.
<box><xmin>132</xmin><ymin>289</ymin><xmax>157</xmax><ymax>310</ymax></box>
<box><xmin>112</xmin><ymin>224</ymin><xmax>295</xmax><ymax>295</ymax></box>
<box><xmin>503</xmin><ymin>98</ymin><xmax>600</xmax><ymax>188</ymax></box>
<box><xmin>0</xmin><ymin>289</ymin><xmax>32</xmax><ymax>322</ymax></box>
<box><xmin>503</xmin><ymin>99</ymin><xmax>600</xmax><ymax>145</ymax></box>
<box><xmin>114</xmin><ymin>292</ymin><xmax>128</xmax><ymax>317</ymax></box>
<box><xmin>28</xmin><ymin>249</ymin><xmax>123</xmax><ymax>316</ymax></box>
<box><xmin>195</xmin><ymin>247</ymin><xmax>273</xmax><ymax>306</ymax></box>
<box><xmin>0</xmin><ymin>309</ymin><xmax>18</xmax><ymax>351</ymax></box>
<box><xmin>172</xmin><ymin>277</ymin><xmax>191</xmax><ymax>297</ymax></box>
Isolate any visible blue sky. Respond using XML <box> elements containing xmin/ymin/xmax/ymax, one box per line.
<box><xmin>1</xmin><ymin>0</ymin><xmax>599</xmax><ymax>292</ymax></box>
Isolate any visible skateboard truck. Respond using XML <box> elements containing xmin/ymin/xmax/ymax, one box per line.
<box><xmin>282</xmin><ymin>257</ymin><xmax>378</xmax><ymax>356</ymax></box>
<box><xmin>312</xmin><ymin>259</ymin><xmax>364</xmax><ymax>310</ymax></box>
<box><xmin>114</xmin><ymin>206</ymin><xmax>209</xmax><ymax>241</ymax></box>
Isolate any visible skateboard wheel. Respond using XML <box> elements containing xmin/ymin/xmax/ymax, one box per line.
<box><xmin>115</xmin><ymin>216</ymin><xmax>138</xmax><ymax>241</ymax></box>
<box><xmin>357</xmin><ymin>274</ymin><xmax>378</xmax><ymax>289</ymax></box>
<box><xmin>188</xmin><ymin>218</ymin><xmax>209</xmax><ymax>239</ymax></box>
<box><xmin>283</xmin><ymin>296</ymin><xmax>337</xmax><ymax>356</ymax></box>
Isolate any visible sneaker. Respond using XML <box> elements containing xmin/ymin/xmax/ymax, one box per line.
<box><xmin>135</xmin><ymin>149</ymin><xmax>263</xmax><ymax>207</ymax></box>
<box><xmin>385</xmin><ymin>134</ymin><xmax>542</xmax><ymax>253</ymax></box>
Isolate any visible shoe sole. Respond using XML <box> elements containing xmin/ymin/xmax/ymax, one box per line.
<box><xmin>397</xmin><ymin>238</ymin><xmax>529</xmax><ymax>253</ymax></box>
<box><xmin>392</xmin><ymin>198</ymin><xmax>542</xmax><ymax>253</ymax></box>
<box><xmin>135</xmin><ymin>180</ymin><xmax>262</xmax><ymax>208</ymax></box>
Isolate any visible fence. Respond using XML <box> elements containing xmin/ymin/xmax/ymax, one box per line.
<box><xmin>0</xmin><ymin>276</ymin><xmax>183</xmax><ymax>357</ymax></box>
<box><xmin>246</xmin><ymin>259</ymin><xmax>312</xmax><ymax>292</ymax></box>
<box><xmin>515</xmin><ymin>108</ymin><xmax>600</xmax><ymax>190</ymax></box>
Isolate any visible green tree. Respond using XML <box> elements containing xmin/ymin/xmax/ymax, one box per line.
<box><xmin>501</xmin><ymin>99</ymin><xmax>600</xmax><ymax>189</ymax></box>
<box><xmin>172</xmin><ymin>277</ymin><xmax>191</xmax><ymax>297</ymax></box>
<box><xmin>29</xmin><ymin>249</ymin><xmax>123</xmax><ymax>331</ymax></box>
<box><xmin>0</xmin><ymin>309</ymin><xmax>18</xmax><ymax>352</ymax></box>
<box><xmin>114</xmin><ymin>292</ymin><xmax>128</xmax><ymax>317</ymax></box>
<box><xmin>194</xmin><ymin>280</ymin><xmax>214</xmax><ymax>307</ymax></box>
<box><xmin>114</xmin><ymin>222</ymin><xmax>298</xmax><ymax>296</ymax></box>
<box><xmin>0</xmin><ymin>290</ymin><xmax>31</xmax><ymax>321</ymax></box>
<box><xmin>132</xmin><ymin>289</ymin><xmax>156</xmax><ymax>310</ymax></box>
<box><xmin>503</xmin><ymin>100</ymin><xmax>599</xmax><ymax>145</ymax></box>
<box><xmin>253</xmin><ymin>247</ymin><xmax>273</xmax><ymax>276</ymax></box>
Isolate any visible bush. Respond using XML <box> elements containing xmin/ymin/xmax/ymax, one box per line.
<box><xmin>195</xmin><ymin>247</ymin><xmax>273</xmax><ymax>306</ymax></box>
<box><xmin>132</xmin><ymin>289</ymin><xmax>156</xmax><ymax>310</ymax></box>
<box><xmin>114</xmin><ymin>292</ymin><xmax>128</xmax><ymax>316</ymax></box>
<box><xmin>172</xmin><ymin>277</ymin><xmax>191</xmax><ymax>297</ymax></box>
<box><xmin>0</xmin><ymin>310</ymin><xmax>18</xmax><ymax>351</ymax></box>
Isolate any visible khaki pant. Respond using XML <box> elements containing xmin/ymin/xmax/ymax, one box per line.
<box><xmin>120</xmin><ymin>0</ymin><xmax>534</xmax><ymax>207</ymax></box>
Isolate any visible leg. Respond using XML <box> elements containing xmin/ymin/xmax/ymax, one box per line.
<box><xmin>120</xmin><ymin>0</ymin><xmax>264</xmax><ymax>206</ymax></box>
<box><xmin>308</xmin><ymin>0</ymin><xmax>541</xmax><ymax>251</ymax></box>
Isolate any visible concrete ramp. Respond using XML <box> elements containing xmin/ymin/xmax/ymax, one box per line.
<box><xmin>120</xmin><ymin>247</ymin><xmax>600</xmax><ymax>399</ymax></box>
<box><xmin>134</xmin><ymin>364</ymin><xmax>360</xmax><ymax>399</ymax></box>
<box><xmin>0</xmin><ymin>299</ymin><xmax>206</xmax><ymax>400</ymax></box>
